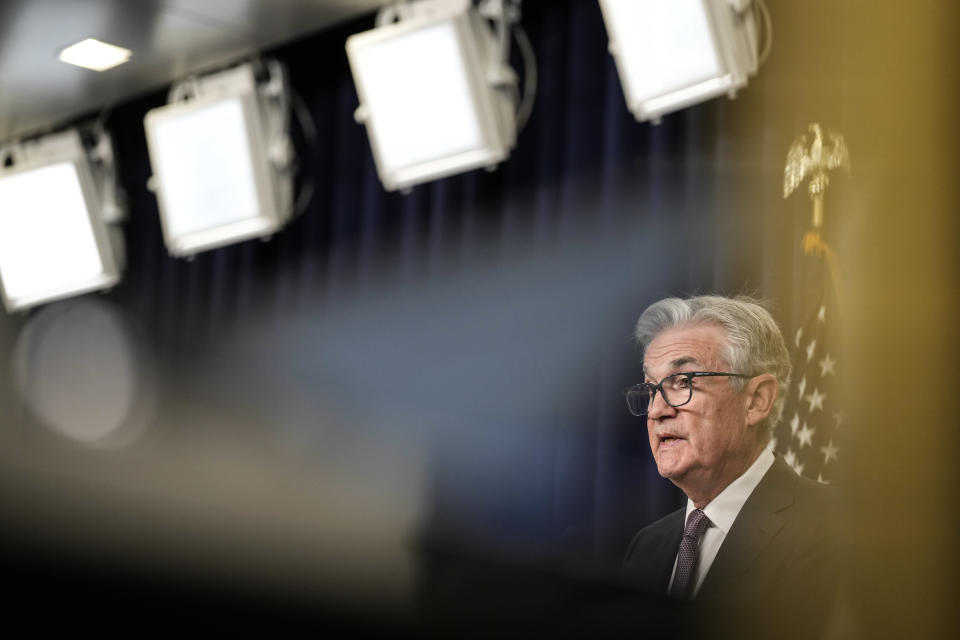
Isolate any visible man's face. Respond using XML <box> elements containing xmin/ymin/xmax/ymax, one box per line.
<box><xmin>643</xmin><ymin>323</ymin><xmax>758</xmax><ymax>500</ymax></box>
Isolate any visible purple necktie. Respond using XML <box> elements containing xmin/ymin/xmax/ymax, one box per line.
<box><xmin>670</xmin><ymin>508</ymin><xmax>711</xmax><ymax>600</ymax></box>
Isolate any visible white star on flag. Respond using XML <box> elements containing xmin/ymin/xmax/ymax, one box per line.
<box><xmin>820</xmin><ymin>440</ymin><xmax>839</xmax><ymax>464</ymax></box>
<box><xmin>819</xmin><ymin>354</ymin><xmax>836</xmax><ymax>377</ymax></box>
<box><xmin>797</xmin><ymin>423</ymin><xmax>815</xmax><ymax>448</ymax></box>
<box><xmin>783</xmin><ymin>449</ymin><xmax>805</xmax><ymax>475</ymax></box>
<box><xmin>805</xmin><ymin>388</ymin><xmax>825</xmax><ymax>412</ymax></box>
<box><xmin>775</xmin><ymin>284</ymin><xmax>841</xmax><ymax>483</ymax></box>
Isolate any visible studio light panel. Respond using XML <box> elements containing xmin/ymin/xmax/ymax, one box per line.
<box><xmin>347</xmin><ymin>2</ymin><xmax>514</xmax><ymax>191</ymax></box>
<box><xmin>144</xmin><ymin>65</ymin><xmax>287</xmax><ymax>257</ymax></box>
<box><xmin>599</xmin><ymin>0</ymin><xmax>757</xmax><ymax>122</ymax></box>
<box><xmin>0</xmin><ymin>135</ymin><xmax>120</xmax><ymax>312</ymax></box>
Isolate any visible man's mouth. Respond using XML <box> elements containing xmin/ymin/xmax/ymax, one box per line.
<box><xmin>658</xmin><ymin>434</ymin><xmax>684</xmax><ymax>448</ymax></box>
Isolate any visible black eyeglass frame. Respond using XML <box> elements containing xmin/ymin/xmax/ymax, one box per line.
<box><xmin>622</xmin><ymin>371</ymin><xmax>756</xmax><ymax>417</ymax></box>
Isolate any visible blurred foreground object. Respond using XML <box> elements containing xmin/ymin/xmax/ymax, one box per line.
<box><xmin>11</xmin><ymin>298</ymin><xmax>153</xmax><ymax>449</ymax></box>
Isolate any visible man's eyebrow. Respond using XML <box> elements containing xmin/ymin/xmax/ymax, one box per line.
<box><xmin>643</xmin><ymin>356</ymin><xmax>700</xmax><ymax>379</ymax></box>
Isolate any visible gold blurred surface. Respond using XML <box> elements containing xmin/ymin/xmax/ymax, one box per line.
<box><xmin>737</xmin><ymin>1</ymin><xmax>959</xmax><ymax>637</ymax></box>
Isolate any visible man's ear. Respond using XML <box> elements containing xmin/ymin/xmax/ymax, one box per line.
<box><xmin>744</xmin><ymin>373</ymin><xmax>778</xmax><ymax>426</ymax></box>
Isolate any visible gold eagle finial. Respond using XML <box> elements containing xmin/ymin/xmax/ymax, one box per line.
<box><xmin>784</xmin><ymin>123</ymin><xmax>850</xmax><ymax>199</ymax></box>
<box><xmin>783</xmin><ymin>123</ymin><xmax>850</xmax><ymax>257</ymax></box>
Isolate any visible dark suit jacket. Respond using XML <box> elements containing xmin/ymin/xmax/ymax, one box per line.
<box><xmin>623</xmin><ymin>455</ymin><xmax>839</xmax><ymax>639</ymax></box>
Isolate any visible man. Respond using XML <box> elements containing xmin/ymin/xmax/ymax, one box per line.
<box><xmin>622</xmin><ymin>295</ymin><xmax>837</xmax><ymax>638</ymax></box>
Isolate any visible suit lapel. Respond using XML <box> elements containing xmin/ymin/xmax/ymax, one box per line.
<box><xmin>648</xmin><ymin>510</ymin><xmax>685</xmax><ymax>592</ymax></box>
<box><xmin>696</xmin><ymin>457</ymin><xmax>797</xmax><ymax>600</ymax></box>
<box><xmin>626</xmin><ymin>508</ymin><xmax>685</xmax><ymax>595</ymax></box>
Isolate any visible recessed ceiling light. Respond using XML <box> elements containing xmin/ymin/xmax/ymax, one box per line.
<box><xmin>58</xmin><ymin>38</ymin><xmax>132</xmax><ymax>72</ymax></box>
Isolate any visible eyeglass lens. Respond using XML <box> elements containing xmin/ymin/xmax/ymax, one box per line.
<box><xmin>624</xmin><ymin>374</ymin><xmax>692</xmax><ymax>416</ymax></box>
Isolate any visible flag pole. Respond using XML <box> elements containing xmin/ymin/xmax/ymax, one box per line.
<box><xmin>777</xmin><ymin>122</ymin><xmax>851</xmax><ymax>482</ymax></box>
<box><xmin>784</xmin><ymin>123</ymin><xmax>850</xmax><ymax>301</ymax></box>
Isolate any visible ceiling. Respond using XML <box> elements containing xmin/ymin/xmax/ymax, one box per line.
<box><xmin>0</xmin><ymin>0</ymin><xmax>386</xmax><ymax>142</ymax></box>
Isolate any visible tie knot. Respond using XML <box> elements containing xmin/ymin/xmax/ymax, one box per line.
<box><xmin>683</xmin><ymin>508</ymin><xmax>710</xmax><ymax>541</ymax></box>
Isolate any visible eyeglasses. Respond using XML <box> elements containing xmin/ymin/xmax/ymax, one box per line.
<box><xmin>622</xmin><ymin>372</ymin><xmax>755</xmax><ymax>417</ymax></box>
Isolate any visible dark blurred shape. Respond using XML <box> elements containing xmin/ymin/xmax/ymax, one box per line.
<box><xmin>416</xmin><ymin>536</ymin><xmax>687</xmax><ymax>638</ymax></box>
<box><xmin>0</xmin><ymin>533</ymin><xmax>419</xmax><ymax>635</ymax></box>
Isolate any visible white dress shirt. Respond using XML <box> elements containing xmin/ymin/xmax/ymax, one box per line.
<box><xmin>667</xmin><ymin>441</ymin><xmax>776</xmax><ymax>597</ymax></box>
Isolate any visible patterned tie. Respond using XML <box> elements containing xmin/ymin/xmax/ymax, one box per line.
<box><xmin>670</xmin><ymin>508</ymin><xmax>711</xmax><ymax>600</ymax></box>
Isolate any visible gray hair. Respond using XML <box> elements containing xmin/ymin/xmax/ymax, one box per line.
<box><xmin>634</xmin><ymin>295</ymin><xmax>792</xmax><ymax>435</ymax></box>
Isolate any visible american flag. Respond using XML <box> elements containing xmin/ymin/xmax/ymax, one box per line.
<box><xmin>774</xmin><ymin>280</ymin><xmax>842</xmax><ymax>484</ymax></box>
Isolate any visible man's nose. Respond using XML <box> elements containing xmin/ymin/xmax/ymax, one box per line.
<box><xmin>646</xmin><ymin>388</ymin><xmax>675</xmax><ymax>420</ymax></box>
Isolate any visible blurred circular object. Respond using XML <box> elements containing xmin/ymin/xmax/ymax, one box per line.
<box><xmin>11</xmin><ymin>297</ymin><xmax>153</xmax><ymax>448</ymax></box>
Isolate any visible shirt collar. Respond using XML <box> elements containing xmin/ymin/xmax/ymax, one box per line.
<box><xmin>685</xmin><ymin>441</ymin><xmax>776</xmax><ymax>535</ymax></box>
